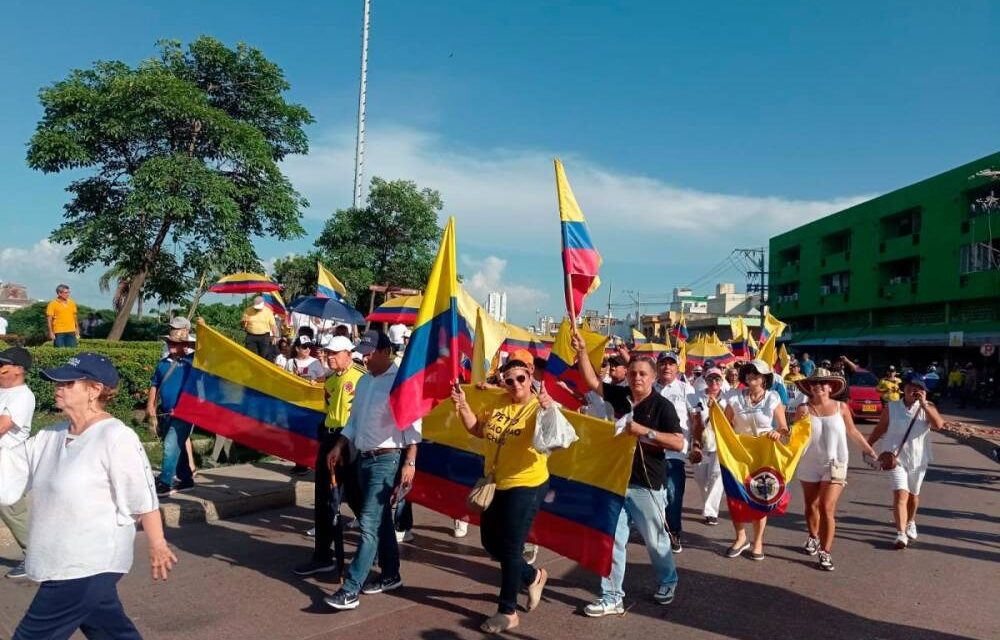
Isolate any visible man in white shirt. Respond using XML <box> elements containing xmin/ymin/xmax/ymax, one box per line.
<box><xmin>324</xmin><ymin>330</ymin><xmax>421</xmax><ymax>611</ymax></box>
<box><xmin>654</xmin><ymin>351</ymin><xmax>695</xmax><ymax>553</ymax></box>
<box><xmin>0</xmin><ymin>347</ymin><xmax>36</xmax><ymax>578</ymax></box>
<box><xmin>387</xmin><ymin>323</ymin><xmax>407</xmax><ymax>350</ymax></box>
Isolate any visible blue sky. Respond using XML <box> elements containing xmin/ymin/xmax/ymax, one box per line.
<box><xmin>2</xmin><ymin>1</ymin><xmax>999</xmax><ymax>324</ymax></box>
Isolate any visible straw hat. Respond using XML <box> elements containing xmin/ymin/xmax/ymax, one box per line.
<box><xmin>794</xmin><ymin>367</ymin><xmax>847</xmax><ymax>397</ymax></box>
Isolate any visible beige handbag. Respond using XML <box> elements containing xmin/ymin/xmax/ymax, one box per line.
<box><xmin>466</xmin><ymin>443</ymin><xmax>503</xmax><ymax>513</ymax></box>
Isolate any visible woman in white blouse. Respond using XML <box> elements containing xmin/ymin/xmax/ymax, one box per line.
<box><xmin>723</xmin><ymin>359</ymin><xmax>788</xmax><ymax>561</ymax></box>
<box><xmin>0</xmin><ymin>353</ymin><xmax>175</xmax><ymax>639</ymax></box>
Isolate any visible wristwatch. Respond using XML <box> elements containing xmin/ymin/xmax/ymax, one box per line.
<box><xmin>405</xmin><ymin>459</ymin><xmax>416</xmax><ymax>467</ymax></box>
<box><xmin>645</xmin><ymin>430</ymin><xmax>657</xmax><ymax>442</ymax></box>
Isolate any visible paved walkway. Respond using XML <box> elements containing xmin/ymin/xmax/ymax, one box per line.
<box><xmin>0</xmin><ymin>429</ymin><xmax>996</xmax><ymax>639</ymax></box>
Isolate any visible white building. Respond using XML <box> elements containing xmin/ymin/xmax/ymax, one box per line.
<box><xmin>485</xmin><ymin>291</ymin><xmax>507</xmax><ymax>323</ymax></box>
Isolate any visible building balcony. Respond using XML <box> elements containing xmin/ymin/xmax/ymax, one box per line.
<box><xmin>880</xmin><ymin>278</ymin><xmax>918</xmax><ymax>303</ymax></box>
<box><xmin>879</xmin><ymin>233</ymin><xmax>920</xmax><ymax>259</ymax></box>
<box><xmin>818</xmin><ymin>289</ymin><xmax>850</xmax><ymax>308</ymax></box>
<box><xmin>819</xmin><ymin>250</ymin><xmax>851</xmax><ymax>273</ymax></box>
<box><xmin>774</xmin><ymin>261</ymin><xmax>800</xmax><ymax>283</ymax></box>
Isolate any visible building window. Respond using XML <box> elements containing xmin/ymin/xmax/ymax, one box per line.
<box><xmin>777</xmin><ymin>283</ymin><xmax>799</xmax><ymax>302</ymax></box>
<box><xmin>959</xmin><ymin>239</ymin><xmax>1000</xmax><ymax>274</ymax></box>
<box><xmin>778</xmin><ymin>246</ymin><xmax>800</xmax><ymax>268</ymax></box>
<box><xmin>880</xmin><ymin>257</ymin><xmax>920</xmax><ymax>286</ymax></box>
<box><xmin>819</xmin><ymin>271</ymin><xmax>850</xmax><ymax>296</ymax></box>
<box><xmin>880</xmin><ymin>207</ymin><xmax>921</xmax><ymax>239</ymax></box>
<box><xmin>821</xmin><ymin>230</ymin><xmax>851</xmax><ymax>256</ymax></box>
<box><xmin>965</xmin><ymin>183</ymin><xmax>1000</xmax><ymax>218</ymax></box>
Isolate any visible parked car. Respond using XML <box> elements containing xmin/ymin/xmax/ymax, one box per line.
<box><xmin>847</xmin><ymin>370</ymin><xmax>882</xmax><ymax>421</ymax></box>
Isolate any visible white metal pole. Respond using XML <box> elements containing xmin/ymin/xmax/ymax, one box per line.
<box><xmin>352</xmin><ymin>0</ymin><xmax>372</xmax><ymax>210</ymax></box>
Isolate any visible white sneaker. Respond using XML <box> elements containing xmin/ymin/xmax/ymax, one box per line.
<box><xmin>305</xmin><ymin>527</ymin><xmax>316</xmax><ymax>537</ymax></box>
<box><xmin>905</xmin><ymin>521</ymin><xmax>918</xmax><ymax>540</ymax></box>
<box><xmin>894</xmin><ymin>532</ymin><xmax>908</xmax><ymax>549</ymax></box>
<box><xmin>522</xmin><ymin>543</ymin><xmax>539</xmax><ymax>565</ymax></box>
<box><xmin>395</xmin><ymin>529</ymin><xmax>414</xmax><ymax>543</ymax></box>
<box><xmin>583</xmin><ymin>598</ymin><xmax>624</xmax><ymax>617</ymax></box>
<box><xmin>453</xmin><ymin>519</ymin><xmax>469</xmax><ymax>538</ymax></box>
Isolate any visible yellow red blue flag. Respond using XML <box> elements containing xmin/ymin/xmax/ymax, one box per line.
<box><xmin>556</xmin><ymin>159</ymin><xmax>601</xmax><ymax>317</ymax></box>
<box><xmin>711</xmin><ymin>400</ymin><xmax>811</xmax><ymax>522</ymax></box>
<box><xmin>317</xmin><ymin>262</ymin><xmax>348</xmax><ymax>302</ymax></box>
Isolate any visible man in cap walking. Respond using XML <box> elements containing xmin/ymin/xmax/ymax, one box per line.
<box><xmin>0</xmin><ymin>347</ymin><xmax>36</xmax><ymax>578</ymax></box>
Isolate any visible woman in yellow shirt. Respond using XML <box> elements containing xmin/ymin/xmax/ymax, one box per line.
<box><xmin>451</xmin><ymin>359</ymin><xmax>552</xmax><ymax>634</ymax></box>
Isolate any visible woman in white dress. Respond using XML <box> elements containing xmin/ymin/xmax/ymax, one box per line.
<box><xmin>794</xmin><ymin>369</ymin><xmax>878</xmax><ymax>571</ymax></box>
<box><xmin>723</xmin><ymin>359</ymin><xmax>789</xmax><ymax>560</ymax></box>
<box><xmin>867</xmin><ymin>373</ymin><xmax>943</xmax><ymax>549</ymax></box>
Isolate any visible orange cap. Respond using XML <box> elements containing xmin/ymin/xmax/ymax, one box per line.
<box><xmin>509</xmin><ymin>349</ymin><xmax>535</xmax><ymax>369</ymax></box>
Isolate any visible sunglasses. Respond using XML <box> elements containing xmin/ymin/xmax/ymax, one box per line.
<box><xmin>503</xmin><ymin>374</ymin><xmax>528</xmax><ymax>387</ymax></box>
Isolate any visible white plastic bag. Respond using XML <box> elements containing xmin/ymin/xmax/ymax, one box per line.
<box><xmin>532</xmin><ymin>406</ymin><xmax>579</xmax><ymax>454</ymax></box>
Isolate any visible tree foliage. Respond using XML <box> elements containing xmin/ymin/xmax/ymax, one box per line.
<box><xmin>315</xmin><ymin>177</ymin><xmax>443</xmax><ymax>310</ymax></box>
<box><xmin>27</xmin><ymin>37</ymin><xmax>313</xmax><ymax>339</ymax></box>
<box><xmin>272</xmin><ymin>252</ymin><xmax>322</xmax><ymax>303</ymax></box>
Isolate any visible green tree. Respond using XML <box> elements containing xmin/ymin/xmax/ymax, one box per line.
<box><xmin>272</xmin><ymin>252</ymin><xmax>322</xmax><ymax>303</ymax></box>
<box><xmin>27</xmin><ymin>37</ymin><xmax>313</xmax><ymax>341</ymax></box>
<box><xmin>315</xmin><ymin>177</ymin><xmax>443</xmax><ymax>310</ymax></box>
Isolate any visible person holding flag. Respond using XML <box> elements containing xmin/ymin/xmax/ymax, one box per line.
<box><xmin>450</xmin><ymin>359</ymin><xmax>554</xmax><ymax>634</ymax></box>
<box><xmin>688</xmin><ymin>367</ymin><xmax>729</xmax><ymax>526</ymax></box>
<box><xmin>723</xmin><ymin>359</ymin><xmax>790</xmax><ymax>560</ymax></box>
<box><xmin>572</xmin><ymin>329</ymin><xmax>684</xmax><ymax>617</ymax></box>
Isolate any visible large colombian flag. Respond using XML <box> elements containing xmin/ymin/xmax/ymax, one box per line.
<box><xmin>710</xmin><ymin>400</ymin><xmax>811</xmax><ymax>522</ymax></box>
<box><xmin>390</xmin><ymin>217</ymin><xmax>470</xmax><ymax>429</ymax></box>
<box><xmin>410</xmin><ymin>386</ymin><xmax>634</xmax><ymax>576</ymax></box>
<box><xmin>555</xmin><ymin>159</ymin><xmax>601</xmax><ymax>317</ymax></box>
<box><xmin>172</xmin><ymin>324</ymin><xmax>324</xmax><ymax>468</ymax></box>
<box><xmin>759</xmin><ymin>311</ymin><xmax>787</xmax><ymax>346</ymax></box>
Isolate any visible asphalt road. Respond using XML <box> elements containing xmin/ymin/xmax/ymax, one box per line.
<box><xmin>0</xmin><ymin>429</ymin><xmax>996</xmax><ymax>640</ymax></box>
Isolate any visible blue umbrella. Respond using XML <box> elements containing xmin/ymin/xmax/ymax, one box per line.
<box><xmin>290</xmin><ymin>296</ymin><xmax>365</xmax><ymax>325</ymax></box>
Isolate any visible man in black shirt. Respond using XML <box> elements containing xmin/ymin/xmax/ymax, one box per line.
<box><xmin>571</xmin><ymin>329</ymin><xmax>684</xmax><ymax>617</ymax></box>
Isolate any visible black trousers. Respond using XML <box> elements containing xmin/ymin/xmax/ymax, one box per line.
<box><xmin>480</xmin><ymin>481</ymin><xmax>548</xmax><ymax>615</ymax></box>
<box><xmin>314</xmin><ymin>427</ymin><xmax>361</xmax><ymax>569</ymax></box>
<box><xmin>244</xmin><ymin>333</ymin><xmax>272</xmax><ymax>359</ymax></box>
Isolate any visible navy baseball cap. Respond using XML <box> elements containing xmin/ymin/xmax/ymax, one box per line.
<box><xmin>356</xmin><ymin>330</ymin><xmax>393</xmax><ymax>355</ymax></box>
<box><xmin>40</xmin><ymin>352</ymin><xmax>120</xmax><ymax>388</ymax></box>
<box><xmin>903</xmin><ymin>372</ymin><xmax>927</xmax><ymax>389</ymax></box>
<box><xmin>657</xmin><ymin>350</ymin><xmax>680</xmax><ymax>363</ymax></box>
<box><xmin>0</xmin><ymin>347</ymin><xmax>32</xmax><ymax>370</ymax></box>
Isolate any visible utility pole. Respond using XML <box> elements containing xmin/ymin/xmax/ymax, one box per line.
<box><xmin>606</xmin><ymin>281</ymin><xmax>613</xmax><ymax>336</ymax></box>
<box><xmin>735</xmin><ymin>247</ymin><xmax>768</xmax><ymax>315</ymax></box>
<box><xmin>352</xmin><ymin>0</ymin><xmax>372</xmax><ymax>210</ymax></box>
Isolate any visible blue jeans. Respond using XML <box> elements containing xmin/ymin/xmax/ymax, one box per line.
<box><xmin>14</xmin><ymin>572</ymin><xmax>140</xmax><ymax>640</ymax></box>
<box><xmin>664</xmin><ymin>458</ymin><xmax>686</xmax><ymax>534</ymax></box>
<box><xmin>158</xmin><ymin>417</ymin><xmax>193</xmax><ymax>487</ymax></box>
<box><xmin>53</xmin><ymin>333</ymin><xmax>77</xmax><ymax>348</ymax></box>
<box><xmin>600</xmin><ymin>484</ymin><xmax>679</xmax><ymax>603</ymax></box>
<box><xmin>343</xmin><ymin>450</ymin><xmax>402</xmax><ymax>594</ymax></box>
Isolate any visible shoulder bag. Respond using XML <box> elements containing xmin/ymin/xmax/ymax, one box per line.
<box><xmin>877</xmin><ymin>407</ymin><xmax>920</xmax><ymax>471</ymax></box>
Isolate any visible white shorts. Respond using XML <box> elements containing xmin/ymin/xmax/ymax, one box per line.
<box><xmin>797</xmin><ymin>459</ymin><xmax>848</xmax><ymax>485</ymax></box>
<box><xmin>889</xmin><ymin>465</ymin><xmax>927</xmax><ymax>495</ymax></box>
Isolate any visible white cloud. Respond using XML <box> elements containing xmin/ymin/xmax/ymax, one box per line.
<box><xmin>0</xmin><ymin>239</ymin><xmax>106</xmax><ymax>306</ymax></box>
<box><xmin>283</xmin><ymin>123</ymin><xmax>873</xmax><ymax>265</ymax></box>
<box><xmin>460</xmin><ymin>254</ymin><xmax>549</xmax><ymax>311</ymax></box>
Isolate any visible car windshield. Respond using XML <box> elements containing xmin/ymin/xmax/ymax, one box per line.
<box><xmin>850</xmin><ymin>372</ymin><xmax>878</xmax><ymax>387</ymax></box>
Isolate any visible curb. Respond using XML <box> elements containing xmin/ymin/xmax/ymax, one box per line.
<box><xmin>938</xmin><ymin>430</ymin><xmax>1000</xmax><ymax>463</ymax></box>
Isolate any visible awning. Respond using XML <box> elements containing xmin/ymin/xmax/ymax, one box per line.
<box><xmin>792</xmin><ymin>330</ymin><xmax>1000</xmax><ymax>348</ymax></box>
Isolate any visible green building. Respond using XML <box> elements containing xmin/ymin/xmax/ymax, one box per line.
<box><xmin>769</xmin><ymin>152</ymin><xmax>1000</xmax><ymax>367</ymax></box>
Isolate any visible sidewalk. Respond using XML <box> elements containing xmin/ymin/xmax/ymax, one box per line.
<box><xmin>938</xmin><ymin>405</ymin><xmax>1000</xmax><ymax>461</ymax></box>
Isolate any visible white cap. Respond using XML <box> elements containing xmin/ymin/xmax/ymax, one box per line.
<box><xmin>320</xmin><ymin>335</ymin><xmax>355</xmax><ymax>353</ymax></box>
<box><xmin>253</xmin><ymin>302</ymin><xmax>265</xmax><ymax>310</ymax></box>
<box><xmin>169</xmin><ymin>316</ymin><xmax>191</xmax><ymax>330</ymax></box>
<box><xmin>351</xmin><ymin>351</ymin><xmax>364</xmax><ymax>362</ymax></box>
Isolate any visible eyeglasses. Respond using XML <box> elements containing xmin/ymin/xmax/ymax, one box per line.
<box><xmin>503</xmin><ymin>375</ymin><xmax>528</xmax><ymax>387</ymax></box>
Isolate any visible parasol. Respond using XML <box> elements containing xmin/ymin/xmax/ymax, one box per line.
<box><xmin>208</xmin><ymin>272</ymin><xmax>282</xmax><ymax>294</ymax></box>
<box><xmin>632</xmin><ymin>342</ymin><xmax>673</xmax><ymax>355</ymax></box>
<box><xmin>366</xmin><ymin>294</ymin><xmax>423</xmax><ymax>325</ymax></box>
<box><xmin>684</xmin><ymin>333</ymin><xmax>737</xmax><ymax>367</ymax></box>
<box><xmin>291</xmin><ymin>296</ymin><xmax>366</xmax><ymax>325</ymax></box>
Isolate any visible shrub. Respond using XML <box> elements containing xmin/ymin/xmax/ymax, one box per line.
<box><xmin>24</xmin><ymin>341</ymin><xmax>163</xmax><ymax>425</ymax></box>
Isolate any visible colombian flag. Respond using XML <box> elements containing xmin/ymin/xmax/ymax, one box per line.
<box><xmin>390</xmin><ymin>218</ymin><xmax>469</xmax><ymax>429</ymax></box>
<box><xmin>631</xmin><ymin>328</ymin><xmax>647</xmax><ymax>346</ymax></box>
<box><xmin>261</xmin><ymin>291</ymin><xmax>288</xmax><ymax>317</ymax></box>
<box><xmin>316</xmin><ymin>262</ymin><xmax>348</xmax><ymax>302</ymax></box>
<box><xmin>671</xmin><ymin>314</ymin><xmax>689</xmax><ymax>344</ymax></box>
<box><xmin>710</xmin><ymin>400</ymin><xmax>810</xmax><ymax>522</ymax></box>
<box><xmin>544</xmin><ymin>319</ymin><xmax>609</xmax><ymax>410</ymax></box>
<box><xmin>759</xmin><ymin>311</ymin><xmax>787</xmax><ymax>346</ymax></box>
<box><xmin>411</xmin><ymin>386</ymin><xmax>633</xmax><ymax>576</ymax></box>
<box><xmin>556</xmin><ymin>159</ymin><xmax>602</xmax><ymax>317</ymax></box>
<box><xmin>172</xmin><ymin>324</ymin><xmax>325</xmax><ymax>468</ymax></box>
